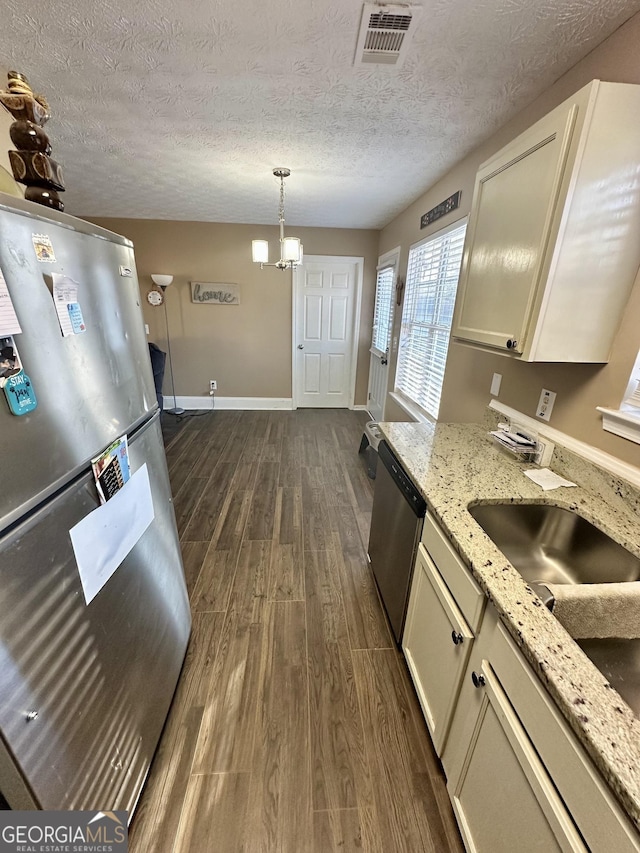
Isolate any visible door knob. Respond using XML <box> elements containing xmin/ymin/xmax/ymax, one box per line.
<box><xmin>297</xmin><ymin>344</ymin><xmax>304</xmax><ymax>349</ymax></box>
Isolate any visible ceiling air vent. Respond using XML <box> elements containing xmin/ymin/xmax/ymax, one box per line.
<box><xmin>354</xmin><ymin>3</ymin><xmax>421</xmax><ymax>68</ymax></box>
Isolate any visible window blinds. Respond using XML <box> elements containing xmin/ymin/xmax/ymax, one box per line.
<box><xmin>396</xmin><ymin>221</ymin><xmax>467</xmax><ymax>420</ymax></box>
<box><xmin>371</xmin><ymin>263</ymin><xmax>395</xmax><ymax>356</ymax></box>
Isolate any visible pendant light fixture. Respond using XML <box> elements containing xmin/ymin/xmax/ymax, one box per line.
<box><xmin>252</xmin><ymin>168</ymin><xmax>303</xmax><ymax>271</ymax></box>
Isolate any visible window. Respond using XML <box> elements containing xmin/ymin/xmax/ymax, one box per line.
<box><xmin>371</xmin><ymin>258</ymin><xmax>396</xmax><ymax>356</ymax></box>
<box><xmin>597</xmin><ymin>347</ymin><xmax>640</xmax><ymax>445</ymax></box>
<box><xmin>395</xmin><ymin>220</ymin><xmax>467</xmax><ymax>420</ymax></box>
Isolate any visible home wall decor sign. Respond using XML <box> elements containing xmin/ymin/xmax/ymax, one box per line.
<box><xmin>420</xmin><ymin>190</ymin><xmax>461</xmax><ymax>228</ymax></box>
<box><xmin>190</xmin><ymin>282</ymin><xmax>240</xmax><ymax>305</ymax></box>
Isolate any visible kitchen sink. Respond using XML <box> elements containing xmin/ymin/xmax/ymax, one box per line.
<box><xmin>576</xmin><ymin>638</ymin><xmax>640</xmax><ymax>719</ymax></box>
<box><xmin>468</xmin><ymin>502</ymin><xmax>640</xmax><ymax>586</ymax></box>
<box><xmin>470</xmin><ymin>502</ymin><xmax>640</xmax><ymax>720</ymax></box>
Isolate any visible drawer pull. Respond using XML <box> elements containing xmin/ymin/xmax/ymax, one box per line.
<box><xmin>471</xmin><ymin>670</ymin><xmax>485</xmax><ymax>689</ymax></box>
<box><xmin>451</xmin><ymin>630</ymin><xmax>464</xmax><ymax>646</ymax></box>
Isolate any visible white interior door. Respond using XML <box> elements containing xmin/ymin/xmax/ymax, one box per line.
<box><xmin>293</xmin><ymin>257</ymin><xmax>361</xmax><ymax>408</ymax></box>
<box><xmin>367</xmin><ymin>248</ymin><xmax>399</xmax><ymax>421</ymax></box>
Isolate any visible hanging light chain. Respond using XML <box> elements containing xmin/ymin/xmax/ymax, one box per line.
<box><xmin>278</xmin><ymin>172</ymin><xmax>286</xmax><ymax>244</ymax></box>
<box><xmin>279</xmin><ymin>174</ymin><xmax>286</xmax><ymax>224</ymax></box>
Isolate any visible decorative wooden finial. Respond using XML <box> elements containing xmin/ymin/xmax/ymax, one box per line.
<box><xmin>0</xmin><ymin>71</ymin><xmax>65</xmax><ymax>211</ymax></box>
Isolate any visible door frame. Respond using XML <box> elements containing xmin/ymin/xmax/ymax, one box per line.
<box><xmin>292</xmin><ymin>255</ymin><xmax>364</xmax><ymax>410</ymax></box>
<box><xmin>367</xmin><ymin>245</ymin><xmax>400</xmax><ymax>421</ymax></box>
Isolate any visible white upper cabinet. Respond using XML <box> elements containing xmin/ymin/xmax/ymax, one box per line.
<box><xmin>452</xmin><ymin>80</ymin><xmax>640</xmax><ymax>362</ymax></box>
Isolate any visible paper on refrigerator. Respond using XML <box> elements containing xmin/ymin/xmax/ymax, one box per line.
<box><xmin>70</xmin><ymin>463</ymin><xmax>155</xmax><ymax>605</ymax></box>
<box><xmin>51</xmin><ymin>273</ymin><xmax>82</xmax><ymax>337</ymax></box>
<box><xmin>0</xmin><ymin>269</ymin><xmax>21</xmax><ymax>336</ymax></box>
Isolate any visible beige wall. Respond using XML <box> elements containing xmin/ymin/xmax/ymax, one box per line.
<box><xmin>0</xmin><ymin>66</ymin><xmax>10</xmax><ymax>172</ymax></box>
<box><xmin>89</xmin><ymin>219</ymin><xmax>379</xmax><ymax>404</ymax></box>
<box><xmin>0</xmin><ymin>106</ymin><xmax>12</xmax><ymax>175</ymax></box>
<box><xmin>379</xmin><ymin>10</ymin><xmax>640</xmax><ymax>467</ymax></box>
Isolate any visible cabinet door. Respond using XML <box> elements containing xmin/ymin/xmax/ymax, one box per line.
<box><xmin>452</xmin><ymin>104</ymin><xmax>578</xmax><ymax>354</ymax></box>
<box><xmin>448</xmin><ymin>663</ymin><xmax>587</xmax><ymax>853</ymax></box>
<box><xmin>403</xmin><ymin>544</ymin><xmax>474</xmax><ymax>754</ymax></box>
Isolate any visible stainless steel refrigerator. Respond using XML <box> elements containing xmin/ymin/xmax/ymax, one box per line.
<box><xmin>0</xmin><ymin>193</ymin><xmax>191</xmax><ymax>814</ymax></box>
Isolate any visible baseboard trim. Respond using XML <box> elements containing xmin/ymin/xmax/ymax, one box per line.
<box><xmin>163</xmin><ymin>395</ymin><xmax>294</xmax><ymax>411</ymax></box>
<box><xmin>489</xmin><ymin>400</ymin><xmax>640</xmax><ymax>487</ymax></box>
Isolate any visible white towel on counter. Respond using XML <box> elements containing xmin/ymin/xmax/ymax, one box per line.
<box><xmin>524</xmin><ymin>468</ymin><xmax>577</xmax><ymax>490</ymax></box>
<box><xmin>546</xmin><ymin>582</ymin><xmax>640</xmax><ymax>639</ymax></box>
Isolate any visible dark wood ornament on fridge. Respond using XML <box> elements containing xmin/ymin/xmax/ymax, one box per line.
<box><xmin>0</xmin><ymin>71</ymin><xmax>65</xmax><ymax>212</ymax></box>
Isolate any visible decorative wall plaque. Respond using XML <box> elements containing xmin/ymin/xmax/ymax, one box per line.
<box><xmin>420</xmin><ymin>191</ymin><xmax>461</xmax><ymax>229</ymax></box>
<box><xmin>190</xmin><ymin>282</ymin><xmax>240</xmax><ymax>305</ymax></box>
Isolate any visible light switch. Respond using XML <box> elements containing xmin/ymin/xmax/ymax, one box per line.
<box><xmin>144</xmin><ymin>324</ymin><xmax>150</xmax><ymax>335</ymax></box>
<box><xmin>536</xmin><ymin>388</ymin><xmax>556</xmax><ymax>421</ymax></box>
<box><xmin>490</xmin><ymin>373</ymin><xmax>502</xmax><ymax>396</ymax></box>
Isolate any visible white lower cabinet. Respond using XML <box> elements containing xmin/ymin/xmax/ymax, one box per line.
<box><xmin>447</xmin><ymin>657</ymin><xmax>586</xmax><ymax>852</ymax></box>
<box><xmin>403</xmin><ymin>512</ymin><xmax>640</xmax><ymax>852</ymax></box>
<box><xmin>441</xmin><ymin>608</ymin><xmax>640</xmax><ymax>852</ymax></box>
<box><xmin>403</xmin><ymin>544</ymin><xmax>474</xmax><ymax>753</ymax></box>
<box><xmin>403</xmin><ymin>513</ymin><xmax>485</xmax><ymax>755</ymax></box>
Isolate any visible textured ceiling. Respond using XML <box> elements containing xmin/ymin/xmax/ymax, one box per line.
<box><xmin>1</xmin><ymin>0</ymin><xmax>639</xmax><ymax>228</ymax></box>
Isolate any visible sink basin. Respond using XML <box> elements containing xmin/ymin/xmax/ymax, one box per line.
<box><xmin>577</xmin><ymin>638</ymin><xmax>640</xmax><ymax>719</ymax></box>
<box><xmin>468</xmin><ymin>502</ymin><xmax>640</xmax><ymax>586</ymax></box>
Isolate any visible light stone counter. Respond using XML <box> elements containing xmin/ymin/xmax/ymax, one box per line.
<box><xmin>378</xmin><ymin>420</ymin><xmax>640</xmax><ymax>830</ymax></box>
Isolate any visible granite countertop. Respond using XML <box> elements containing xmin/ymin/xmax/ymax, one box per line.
<box><xmin>378</xmin><ymin>420</ymin><xmax>640</xmax><ymax>830</ymax></box>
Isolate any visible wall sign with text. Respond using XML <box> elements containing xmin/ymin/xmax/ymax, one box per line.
<box><xmin>190</xmin><ymin>282</ymin><xmax>241</xmax><ymax>305</ymax></box>
<box><xmin>420</xmin><ymin>191</ymin><xmax>461</xmax><ymax>229</ymax></box>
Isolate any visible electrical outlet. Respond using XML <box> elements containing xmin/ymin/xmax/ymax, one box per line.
<box><xmin>490</xmin><ymin>372</ymin><xmax>502</xmax><ymax>397</ymax></box>
<box><xmin>536</xmin><ymin>388</ymin><xmax>556</xmax><ymax>421</ymax></box>
<box><xmin>209</xmin><ymin>380</ymin><xmax>217</xmax><ymax>394</ymax></box>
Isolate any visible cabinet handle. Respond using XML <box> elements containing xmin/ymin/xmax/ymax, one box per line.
<box><xmin>506</xmin><ymin>338</ymin><xmax>517</xmax><ymax>350</ymax></box>
<box><xmin>471</xmin><ymin>670</ymin><xmax>485</xmax><ymax>689</ymax></box>
<box><xmin>451</xmin><ymin>630</ymin><xmax>464</xmax><ymax>646</ymax></box>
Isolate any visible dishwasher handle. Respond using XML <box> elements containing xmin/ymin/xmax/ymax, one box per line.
<box><xmin>378</xmin><ymin>441</ymin><xmax>427</xmax><ymax>518</ymax></box>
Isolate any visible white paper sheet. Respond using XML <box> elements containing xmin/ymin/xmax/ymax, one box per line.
<box><xmin>70</xmin><ymin>464</ymin><xmax>155</xmax><ymax>604</ymax></box>
<box><xmin>523</xmin><ymin>468</ymin><xmax>577</xmax><ymax>491</ymax></box>
<box><xmin>51</xmin><ymin>273</ymin><xmax>79</xmax><ymax>337</ymax></box>
<box><xmin>0</xmin><ymin>269</ymin><xmax>21</xmax><ymax>336</ymax></box>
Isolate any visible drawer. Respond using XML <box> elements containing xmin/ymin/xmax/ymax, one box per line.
<box><xmin>404</xmin><ymin>545</ymin><xmax>475</xmax><ymax>754</ymax></box>
<box><xmin>421</xmin><ymin>512</ymin><xmax>485</xmax><ymax>631</ymax></box>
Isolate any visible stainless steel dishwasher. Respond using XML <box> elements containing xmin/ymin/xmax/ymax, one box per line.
<box><xmin>367</xmin><ymin>440</ymin><xmax>426</xmax><ymax>644</ymax></box>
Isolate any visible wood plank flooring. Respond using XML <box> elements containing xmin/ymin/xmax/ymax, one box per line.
<box><xmin>129</xmin><ymin>408</ymin><xmax>463</xmax><ymax>853</ymax></box>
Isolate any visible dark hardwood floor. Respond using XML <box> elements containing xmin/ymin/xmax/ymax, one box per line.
<box><xmin>129</xmin><ymin>408</ymin><xmax>463</xmax><ymax>853</ymax></box>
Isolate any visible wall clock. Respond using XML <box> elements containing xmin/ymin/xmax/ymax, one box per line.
<box><xmin>147</xmin><ymin>289</ymin><xmax>164</xmax><ymax>306</ymax></box>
